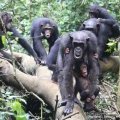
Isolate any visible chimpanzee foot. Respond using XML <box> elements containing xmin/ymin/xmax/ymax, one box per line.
<box><xmin>58</xmin><ymin>100</ymin><xmax>67</xmax><ymax>108</ymax></box>
<box><xmin>63</xmin><ymin>101</ymin><xmax>74</xmax><ymax>115</ymax></box>
<box><xmin>83</xmin><ymin>101</ymin><xmax>95</xmax><ymax>112</ymax></box>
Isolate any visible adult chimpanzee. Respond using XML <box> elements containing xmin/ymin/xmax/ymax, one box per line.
<box><xmin>57</xmin><ymin>30</ymin><xmax>100</xmax><ymax>115</ymax></box>
<box><xmin>31</xmin><ymin>17</ymin><xmax>59</xmax><ymax>64</ymax></box>
<box><xmin>89</xmin><ymin>4</ymin><xmax>120</xmax><ymax>38</ymax></box>
<box><xmin>0</xmin><ymin>12</ymin><xmax>39</xmax><ymax>63</ymax></box>
<box><xmin>79</xmin><ymin>18</ymin><xmax>116</xmax><ymax>59</ymax></box>
<box><xmin>74</xmin><ymin>63</ymin><xmax>100</xmax><ymax>112</ymax></box>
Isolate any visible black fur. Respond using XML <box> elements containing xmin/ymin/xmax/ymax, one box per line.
<box><xmin>31</xmin><ymin>17</ymin><xmax>59</xmax><ymax>64</ymax></box>
<box><xmin>89</xmin><ymin>4</ymin><xmax>120</xmax><ymax>38</ymax></box>
<box><xmin>0</xmin><ymin>12</ymin><xmax>39</xmax><ymax>63</ymax></box>
<box><xmin>57</xmin><ymin>31</ymin><xmax>100</xmax><ymax>115</ymax></box>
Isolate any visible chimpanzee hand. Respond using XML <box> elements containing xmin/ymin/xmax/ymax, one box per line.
<box><xmin>97</xmin><ymin>18</ymin><xmax>106</xmax><ymax>23</ymax></box>
<box><xmin>83</xmin><ymin>100</ymin><xmax>99</xmax><ymax>112</ymax></box>
<box><xmin>97</xmin><ymin>18</ymin><xmax>102</xmax><ymax>22</ymax></box>
<box><xmin>63</xmin><ymin>100</ymin><xmax>74</xmax><ymax>115</ymax></box>
<box><xmin>58</xmin><ymin>100</ymin><xmax>67</xmax><ymax>108</ymax></box>
<box><xmin>34</xmin><ymin>57</ymin><xmax>41</xmax><ymax>64</ymax></box>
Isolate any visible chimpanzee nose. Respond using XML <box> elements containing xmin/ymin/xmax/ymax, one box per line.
<box><xmin>45</xmin><ymin>34</ymin><xmax>51</xmax><ymax>38</ymax></box>
<box><xmin>76</xmin><ymin>47</ymin><xmax>81</xmax><ymax>51</ymax></box>
<box><xmin>74</xmin><ymin>47</ymin><xmax>83</xmax><ymax>59</ymax></box>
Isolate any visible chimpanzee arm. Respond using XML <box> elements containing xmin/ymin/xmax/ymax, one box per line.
<box><xmin>57</xmin><ymin>37</ymin><xmax>75</xmax><ymax>115</ymax></box>
<box><xmin>9</xmin><ymin>27</ymin><xmax>39</xmax><ymax>59</ymax></box>
<box><xmin>99</xmin><ymin>19</ymin><xmax>120</xmax><ymax>37</ymax></box>
<box><xmin>33</xmin><ymin>29</ymin><xmax>47</xmax><ymax>61</ymax></box>
<box><xmin>100</xmin><ymin>18</ymin><xmax>118</xmax><ymax>26</ymax></box>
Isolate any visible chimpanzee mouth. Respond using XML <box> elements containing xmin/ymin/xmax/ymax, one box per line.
<box><xmin>45</xmin><ymin>34</ymin><xmax>51</xmax><ymax>38</ymax></box>
<box><xmin>74</xmin><ymin>47</ymin><xmax>83</xmax><ymax>59</ymax></box>
<box><xmin>74</xmin><ymin>52</ymin><xmax>82</xmax><ymax>59</ymax></box>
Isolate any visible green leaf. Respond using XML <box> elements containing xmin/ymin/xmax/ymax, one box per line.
<box><xmin>1</xmin><ymin>35</ymin><xmax>7</xmax><ymax>47</ymax></box>
<box><xmin>7</xmin><ymin>100</ymin><xmax>27</xmax><ymax>120</ymax></box>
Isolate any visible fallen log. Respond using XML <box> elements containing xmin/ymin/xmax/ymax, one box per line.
<box><xmin>0</xmin><ymin>58</ymin><xmax>87</xmax><ymax>120</ymax></box>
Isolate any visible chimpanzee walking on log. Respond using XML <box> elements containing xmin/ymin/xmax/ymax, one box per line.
<box><xmin>31</xmin><ymin>17</ymin><xmax>59</xmax><ymax>65</ymax></box>
<box><xmin>0</xmin><ymin>12</ymin><xmax>40</xmax><ymax>63</ymax></box>
<box><xmin>57</xmin><ymin>31</ymin><xmax>100</xmax><ymax>115</ymax></box>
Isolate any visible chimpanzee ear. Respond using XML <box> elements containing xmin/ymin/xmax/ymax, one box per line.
<box><xmin>69</xmin><ymin>33</ymin><xmax>73</xmax><ymax>41</ymax></box>
<box><xmin>86</xmin><ymin>37</ymin><xmax>90</xmax><ymax>42</ymax></box>
<box><xmin>40</xmin><ymin>23</ymin><xmax>44</xmax><ymax>28</ymax></box>
<box><xmin>83</xmin><ymin>23</ymin><xmax>85</xmax><ymax>28</ymax></box>
<box><xmin>96</xmin><ymin>8</ymin><xmax>100</xmax><ymax>14</ymax></box>
<box><xmin>83</xmin><ymin>21</ymin><xmax>86</xmax><ymax>28</ymax></box>
<box><xmin>52</xmin><ymin>25</ymin><xmax>55</xmax><ymax>28</ymax></box>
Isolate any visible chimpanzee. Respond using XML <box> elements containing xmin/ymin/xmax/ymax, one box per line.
<box><xmin>74</xmin><ymin>63</ymin><xmax>100</xmax><ymax>112</ymax></box>
<box><xmin>0</xmin><ymin>12</ymin><xmax>40</xmax><ymax>63</ymax></box>
<box><xmin>79</xmin><ymin>18</ymin><xmax>116</xmax><ymax>59</ymax></box>
<box><xmin>57</xmin><ymin>30</ymin><xmax>100</xmax><ymax>115</ymax></box>
<box><xmin>31</xmin><ymin>17</ymin><xmax>59</xmax><ymax>64</ymax></box>
<box><xmin>89</xmin><ymin>4</ymin><xmax>120</xmax><ymax>38</ymax></box>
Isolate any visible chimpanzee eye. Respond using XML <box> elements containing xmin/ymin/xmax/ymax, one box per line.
<box><xmin>80</xmin><ymin>43</ymin><xmax>84</xmax><ymax>49</ymax></box>
<box><xmin>40</xmin><ymin>24</ymin><xmax>43</xmax><ymax>28</ymax></box>
<box><xmin>86</xmin><ymin>28</ymin><xmax>94</xmax><ymax>31</ymax></box>
<box><xmin>74</xmin><ymin>42</ymin><xmax>84</xmax><ymax>49</ymax></box>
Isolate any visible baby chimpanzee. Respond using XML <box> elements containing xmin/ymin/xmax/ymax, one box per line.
<box><xmin>74</xmin><ymin>63</ymin><xmax>100</xmax><ymax>112</ymax></box>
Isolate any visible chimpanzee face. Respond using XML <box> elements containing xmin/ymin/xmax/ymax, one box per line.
<box><xmin>0</xmin><ymin>12</ymin><xmax>12</xmax><ymax>29</ymax></box>
<box><xmin>82</xmin><ymin>18</ymin><xmax>100</xmax><ymax>36</ymax></box>
<box><xmin>89</xmin><ymin>5</ymin><xmax>100</xmax><ymax>18</ymax></box>
<box><xmin>80</xmin><ymin>64</ymin><xmax>88</xmax><ymax>77</ymax></box>
<box><xmin>41</xmin><ymin>23</ymin><xmax>54</xmax><ymax>38</ymax></box>
<box><xmin>73</xmin><ymin>42</ymin><xmax>85</xmax><ymax>60</ymax></box>
<box><xmin>70</xmin><ymin>32</ymin><xmax>89</xmax><ymax>61</ymax></box>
